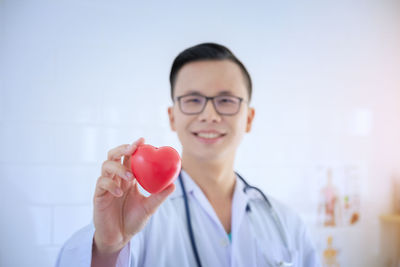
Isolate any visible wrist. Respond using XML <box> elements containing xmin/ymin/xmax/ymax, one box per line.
<box><xmin>93</xmin><ymin>232</ymin><xmax>125</xmax><ymax>255</ymax></box>
<box><xmin>92</xmin><ymin>235</ymin><xmax>123</xmax><ymax>267</ymax></box>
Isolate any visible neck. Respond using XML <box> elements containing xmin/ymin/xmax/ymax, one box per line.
<box><xmin>181</xmin><ymin>151</ymin><xmax>236</xmax><ymax>201</ymax></box>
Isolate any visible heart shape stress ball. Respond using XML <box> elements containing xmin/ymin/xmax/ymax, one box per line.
<box><xmin>130</xmin><ymin>144</ymin><xmax>181</xmax><ymax>194</ymax></box>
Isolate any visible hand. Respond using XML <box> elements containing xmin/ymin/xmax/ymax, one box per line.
<box><xmin>92</xmin><ymin>137</ymin><xmax>175</xmax><ymax>258</ymax></box>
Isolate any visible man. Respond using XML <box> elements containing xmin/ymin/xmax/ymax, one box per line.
<box><xmin>56</xmin><ymin>43</ymin><xmax>320</xmax><ymax>267</ymax></box>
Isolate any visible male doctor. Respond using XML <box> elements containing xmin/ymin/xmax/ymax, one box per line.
<box><xmin>56</xmin><ymin>43</ymin><xmax>321</xmax><ymax>267</ymax></box>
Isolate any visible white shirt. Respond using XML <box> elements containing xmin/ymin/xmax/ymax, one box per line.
<box><xmin>55</xmin><ymin>170</ymin><xmax>321</xmax><ymax>267</ymax></box>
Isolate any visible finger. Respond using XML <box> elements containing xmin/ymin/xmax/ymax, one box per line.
<box><xmin>143</xmin><ymin>183</ymin><xmax>176</xmax><ymax>215</ymax></box>
<box><xmin>95</xmin><ymin>176</ymin><xmax>124</xmax><ymax>197</ymax></box>
<box><xmin>107</xmin><ymin>137</ymin><xmax>145</xmax><ymax>162</ymax></box>
<box><xmin>123</xmin><ymin>137</ymin><xmax>145</xmax><ymax>168</ymax></box>
<box><xmin>120</xmin><ymin>175</ymin><xmax>136</xmax><ymax>192</ymax></box>
<box><xmin>102</xmin><ymin>160</ymin><xmax>134</xmax><ymax>181</ymax></box>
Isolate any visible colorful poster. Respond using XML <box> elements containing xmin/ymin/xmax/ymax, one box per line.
<box><xmin>309</xmin><ymin>162</ymin><xmax>366</xmax><ymax>267</ymax></box>
<box><xmin>315</xmin><ymin>164</ymin><xmax>362</xmax><ymax>227</ymax></box>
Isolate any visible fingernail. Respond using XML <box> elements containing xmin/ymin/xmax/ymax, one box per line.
<box><xmin>125</xmin><ymin>172</ymin><xmax>133</xmax><ymax>179</ymax></box>
<box><xmin>125</xmin><ymin>144</ymin><xmax>132</xmax><ymax>152</ymax></box>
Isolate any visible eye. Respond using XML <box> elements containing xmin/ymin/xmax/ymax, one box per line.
<box><xmin>217</xmin><ymin>97</ymin><xmax>237</xmax><ymax>104</ymax></box>
<box><xmin>183</xmin><ymin>96</ymin><xmax>203</xmax><ymax>104</ymax></box>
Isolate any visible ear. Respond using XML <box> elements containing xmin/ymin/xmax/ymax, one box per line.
<box><xmin>168</xmin><ymin>106</ymin><xmax>176</xmax><ymax>132</ymax></box>
<box><xmin>245</xmin><ymin>107</ymin><xmax>255</xmax><ymax>133</ymax></box>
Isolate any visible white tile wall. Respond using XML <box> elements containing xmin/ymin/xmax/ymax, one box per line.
<box><xmin>53</xmin><ymin>205</ymin><xmax>93</xmax><ymax>245</ymax></box>
<box><xmin>0</xmin><ymin>83</ymin><xmax>4</xmax><ymax>122</ymax></box>
<box><xmin>1</xmin><ymin>0</ymin><xmax>399</xmax><ymax>266</ymax></box>
<box><xmin>1</xmin><ymin>80</ymin><xmax>102</xmax><ymax>123</ymax></box>
<box><xmin>1</xmin><ymin>163</ymin><xmax>98</xmax><ymax>204</ymax></box>
<box><xmin>0</xmin><ymin>122</ymin><xmax>56</xmax><ymax>163</ymax></box>
<box><xmin>29</xmin><ymin>206</ymin><xmax>53</xmax><ymax>246</ymax></box>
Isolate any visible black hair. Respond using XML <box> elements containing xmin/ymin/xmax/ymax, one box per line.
<box><xmin>169</xmin><ymin>42</ymin><xmax>252</xmax><ymax>101</ymax></box>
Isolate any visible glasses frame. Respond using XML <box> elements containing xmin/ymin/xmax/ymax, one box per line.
<box><xmin>174</xmin><ymin>93</ymin><xmax>246</xmax><ymax>116</ymax></box>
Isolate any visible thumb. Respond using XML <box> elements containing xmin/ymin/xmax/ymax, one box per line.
<box><xmin>143</xmin><ymin>183</ymin><xmax>176</xmax><ymax>215</ymax></box>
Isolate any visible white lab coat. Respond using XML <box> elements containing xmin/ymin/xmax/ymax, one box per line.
<box><xmin>56</xmin><ymin>170</ymin><xmax>321</xmax><ymax>267</ymax></box>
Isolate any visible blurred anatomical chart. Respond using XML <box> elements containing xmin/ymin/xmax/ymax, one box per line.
<box><xmin>317</xmin><ymin>167</ymin><xmax>361</xmax><ymax>227</ymax></box>
<box><xmin>311</xmin><ymin>163</ymin><xmax>365</xmax><ymax>267</ymax></box>
<box><xmin>322</xmin><ymin>236</ymin><xmax>340</xmax><ymax>267</ymax></box>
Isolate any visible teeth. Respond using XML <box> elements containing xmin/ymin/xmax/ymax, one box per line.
<box><xmin>197</xmin><ymin>133</ymin><xmax>221</xmax><ymax>139</ymax></box>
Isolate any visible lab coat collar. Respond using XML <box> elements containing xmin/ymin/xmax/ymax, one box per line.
<box><xmin>170</xmin><ymin>169</ymin><xmax>200</xmax><ymax>199</ymax></box>
<box><xmin>231</xmin><ymin>172</ymin><xmax>251</xmax><ymax>239</ymax></box>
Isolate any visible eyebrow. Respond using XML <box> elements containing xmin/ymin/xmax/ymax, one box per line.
<box><xmin>184</xmin><ymin>89</ymin><xmax>235</xmax><ymax>96</ymax></box>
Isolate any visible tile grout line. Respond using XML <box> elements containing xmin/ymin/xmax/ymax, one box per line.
<box><xmin>50</xmin><ymin>205</ymin><xmax>55</xmax><ymax>246</ymax></box>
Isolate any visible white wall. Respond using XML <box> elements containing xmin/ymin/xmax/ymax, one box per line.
<box><xmin>0</xmin><ymin>0</ymin><xmax>399</xmax><ymax>266</ymax></box>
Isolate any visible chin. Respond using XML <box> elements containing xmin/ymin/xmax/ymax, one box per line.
<box><xmin>180</xmin><ymin>135</ymin><xmax>239</xmax><ymax>161</ymax></box>
<box><xmin>191</xmin><ymin>147</ymin><xmax>233</xmax><ymax>162</ymax></box>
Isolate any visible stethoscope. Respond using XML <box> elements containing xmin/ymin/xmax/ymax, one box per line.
<box><xmin>178</xmin><ymin>171</ymin><xmax>294</xmax><ymax>267</ymax></box>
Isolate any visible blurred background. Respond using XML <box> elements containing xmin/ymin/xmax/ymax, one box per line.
<box><xmin>0</xmin><ymin>0</ymin><xmax>399</xmax><ymax>266</ymax></box>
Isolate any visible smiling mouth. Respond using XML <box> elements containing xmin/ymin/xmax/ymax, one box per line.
<box><xmin>192</xmin><ymin>132</ymin><xmax>227</xmax><ymax>139</ymax></box>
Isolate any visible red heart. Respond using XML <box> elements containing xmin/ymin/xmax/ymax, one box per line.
<box><xmin>130</xmin><ymin>144</ymin><xmax>181</xmax><ymax>194</ymax></box>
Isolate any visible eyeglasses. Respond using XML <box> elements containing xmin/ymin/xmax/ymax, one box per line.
<box><xmin>174</xmin><ymin>93</ymin><xmax>246</xmax><ymax>116</ymax></box>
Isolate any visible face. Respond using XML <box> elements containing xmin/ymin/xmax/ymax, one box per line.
<box><xmin>168</xmin><ymin>60</ymin><xmax>255</xmax><ymax>162</ymax></box>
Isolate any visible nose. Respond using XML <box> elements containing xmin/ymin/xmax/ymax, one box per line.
<box><xmin>198</xmin><ymin>99</ymin><xmax>221</xmax><ymax>123</ymax></box>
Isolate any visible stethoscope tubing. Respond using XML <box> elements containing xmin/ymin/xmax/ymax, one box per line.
<box><xmin>178</xmin><ymin>173</ymin><xmax>203</xmax><ymax>267</ymax></box>
<box><xmin>178</xmin><ymin>171</ymin><xmax>293</xmax><ymax>267</ymax></box>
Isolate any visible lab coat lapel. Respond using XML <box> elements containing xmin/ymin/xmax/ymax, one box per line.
<box><xmin>231</xmin><ymin>174</ymin><xmax>251</xmax><ymax>242</ymax></box>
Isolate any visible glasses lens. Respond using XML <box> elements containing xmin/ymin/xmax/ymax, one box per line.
<box><xmin>179</xmin><ymin>95</ymin><xmax>206</xmax><ymax>114</ymax></box>
<box><xmin>214</xmin><ymin>95</ymin><xmax>241</xmax><ymax>115</ymax></box>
